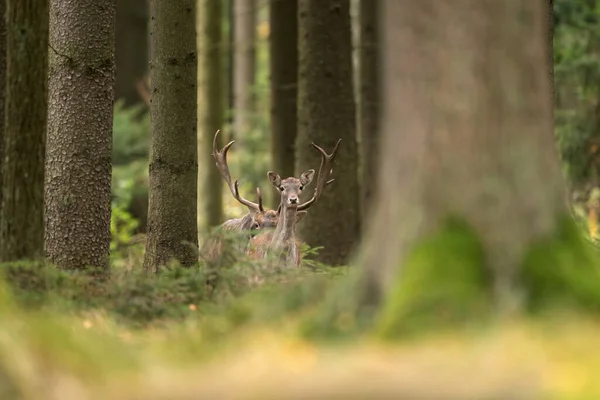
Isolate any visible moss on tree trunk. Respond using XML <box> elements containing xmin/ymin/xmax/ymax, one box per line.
<box><xmin>0</xmin><ymin>0</ymin><xmax>49</xmax><ymax>262</ymax></box>
<box><xmin>46</xmin><ymin>0</ymin><xmax>115</xmax><ymax>273</ymax></box>
<box><xmin>296</xmin><ymin>0</ymin><xmax>361</xmax><ymax>266</ymax></box>
<box><xmin>143</xmin><ymin>0</ymin><xmax>198</xmax><ymax>272</ymax></box>
<box><xmin>269</xmin><ymin>0</ymin><xmax>298</xmax><ymax>182</ymax></box>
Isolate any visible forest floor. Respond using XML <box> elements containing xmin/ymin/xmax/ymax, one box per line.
<box><xmin>2</xmin><ymin>287</ymin><xmax>600</xmax><ymax>400</ymax></box>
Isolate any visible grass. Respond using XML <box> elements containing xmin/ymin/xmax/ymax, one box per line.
<box><xmin>3</xmin><ymin>227</ymin><xmax>600</xmax><ymax>399</ymax></box>
<box><xmin>3</xmin><ymin>292</ymin><xmax>600</xmax><ymax>399</ymax></box>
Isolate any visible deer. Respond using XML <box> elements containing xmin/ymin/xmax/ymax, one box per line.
<box><xmin>246</xmin><ymin>139</ymin><xmax>341</xmax><ymax>268</ymax></box>
<box><xmin>200</xmin><ymin>130</ymin><xmax>279</xmax><ymax>264</ymax></box>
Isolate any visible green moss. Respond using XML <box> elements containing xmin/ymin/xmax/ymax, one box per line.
<box><xmin>374</xmin><ymin>216</ymin><xmax>493</xmax><ymax>340</ymax></box>
<box><xmin>522</xmin><ymin>215</ymin><xmax>600</xmax><ymax>312</ymax></box>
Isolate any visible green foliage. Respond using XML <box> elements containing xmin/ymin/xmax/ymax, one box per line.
<box><xmin>0</xmin><ymin>248</ymin><xmax>344</xmax><ymax>329</ymax></box>
<box><xmin>112</xmin><ymin>100</ymin><xmax>150</xmax><ymax>166</ymax></box>
<box><xmin>554</xmin><ymin>0</ymin><xmax>600</xmax><ymax>185</ymax></box>
<box><xmin>111</xmin><ymin>179</ymin><xmax>140</xmax><ymax>257</ymax></box>
<box><xmin>522</xmin><ymin>215</ymin><xmax>600</xmax><ymax>312</ymax></box>
<box><xmin>111</xmin><ymin>101</ymin><xmax>150</xmax><ymax>236</ymax></box>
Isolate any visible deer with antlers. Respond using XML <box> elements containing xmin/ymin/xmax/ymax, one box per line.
<box><xmin>246</xmin><ymin>139</ymin><xmax>341</xmax><ymax>268</ymax></box>
<box><xmin>200</xmin><ymin>130</ymin><xmax>280</xmax><ymax>264</ymax></box>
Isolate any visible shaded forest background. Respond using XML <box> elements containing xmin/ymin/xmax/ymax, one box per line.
<box><xmin>108</xmin><ymin>0</ymin><xmax>600</xmax><ymax>261</ymax></box>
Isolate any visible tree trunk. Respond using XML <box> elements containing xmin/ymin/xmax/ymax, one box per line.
<box><xmin>269</xmin><ymin>0</ymin><xmax>297</xmax><ymax>181</ymax></box>
<box><xmin>199</xmin><ymin>0</ymin><xmax>224</xmax><ymax>229</ymax></box>
<box><xmin>548</xmin><ymin>0</ymin><xmax>553</xmax><ymax>101</ymax></box>
<box><xmin>358</xmin><ymin>0</ymin><xmax>380</xmax><ymax>217</ymax></box>
<box><xmin>226</xmin><ymin>0</ymin><xmax>234</xmax><ymax>128</ymax></box>
<box><xmin>143</xmin><ymin>0</ymin><xmax>198</xmax><ymax>272</ymax></box>
<box><xmin>296</xmin><ymin>0</ymin><xmax>361</xmax><ymax>266</ymax></box>
<box><xmin>115</xmin><ymin>0</ymin><xmax>149</xmax><ymax>106</ymax></box>
<box><xmin>232</xmin><ymin>0</ymin><xmax>256</xmax><ymax>141</ymax></box>
<box><xmin>46</xmin><ymin>0</ymin><xmax>115</xmax><ymax>273</ymax></box>
<box><xmin>0</xmin><ymin>0</ymin><xmax>48</xmax><ymax>262</ymax></box>
<box><xmin>0</xmin><ymin>0</ymin><xmax>6</xmax><ymax>226</ymax></box>
<box><xmin>359</xmin><ymin>0</ymin><xmax>566</xmax><ymax>330</ymax></box>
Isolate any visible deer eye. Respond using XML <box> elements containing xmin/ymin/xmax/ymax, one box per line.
<box><xmin>299</xmin><ymin>186</ymin><xmax>304</xmax><ymax>191</ymax></box>
<box><xmin>279</xmin><ymin>186</ymin><xmax>284</xmax><ymax>191</ymax></box>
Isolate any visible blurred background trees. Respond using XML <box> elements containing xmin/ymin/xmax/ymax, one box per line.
<box><xmin>95</xmin><ymin>0</ymin><xmax>600</xmax><ymax>267</ymax></box>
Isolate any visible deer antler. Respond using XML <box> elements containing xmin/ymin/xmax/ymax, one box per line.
<box><xmin>298</xmin><ymin>139</ymin><xmax>342</xmax><ymax>211</ymax></box>
<box><xmin>212</xmin><ymin>129</ymin><xmax>263</xmax><ymax>212</ymax></box>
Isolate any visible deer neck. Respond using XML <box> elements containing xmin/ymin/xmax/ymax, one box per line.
<box><xmin>273</xmin><ymin>205</ymin><xmax>297</xmax><ymax>243</ymax></box>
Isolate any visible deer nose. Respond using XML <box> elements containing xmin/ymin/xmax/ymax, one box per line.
<box><xmin>289</xmin><ymin>197</ymin><xmax>298</xmax><ymax>204</ymax></box>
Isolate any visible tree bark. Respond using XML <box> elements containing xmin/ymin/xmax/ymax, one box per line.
<box><xmin>0</xmin><ymin>0</ymin><xmax>6</xmax><ymax>226</ymax></box>
<box><xmin>269</xmin><ymin>0</ymin><xmax>297</xmax><ymax>181</ymax></box>
<box><xmin>115</xmin><ymin>0</ymin><xmax>149</xmax><ymax>106</ymax></box>
<box><xmin>226</xmin><ymin>0</ymin><xmax>234</xmax><ymax>128</ymax></box>
<box><xmin>296</xmin><ymin>0</ymin><xmax>361</xmax><ymax>266</ymax></box>
<box><xmin>358</xmin><ymin>0</ymin><xmax>380</xmax><ymax>217</ymax></box>
<box><xmin>233</xmin><ymin>0</ymin><xmax>256</xmax><ymax>141</ymax></box>
<box><xmin>0</xmin><ymin>0</ymin><xmax>48</xmax><ymax>262</ymax></box>
<box><xmin>199</xmin><ymin>0</ymin><xmax>224</xmax><ymax>229</ymax></box>
<box><xmin>46</xmin><ymin>0</ymin><xmax>115</xmax><ymax>273</ymax></box>
<box><xmin>143</xmin><ymin>0</ymin><xmax>198</xmax><ymax>272</ymax></box>
<box><xmin>360</xmin><ymin>0</ymin><xmax>564</xmax><ymax>313</ymax></box>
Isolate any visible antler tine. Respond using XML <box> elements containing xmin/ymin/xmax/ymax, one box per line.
<box><xmin>298</xmin><ymin>139</ymin><xmax>342</xmax><ymax>211</ymax></box>
<box><xmin>256</xmin><ymin>187</ymin><xmax>265</xmax><ymax>213</ymax></box>
<box><xmin>212</xmin><ymin>129</ymin><xmax>262</xmax><ymax>212</ymax></box>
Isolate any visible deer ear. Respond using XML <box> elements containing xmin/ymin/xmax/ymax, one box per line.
<box><xmin>267</xmin><ymin>171</ymin><xmax>281</xmax><ymax>188</ymax></box>
<box><xmin>300</xmin><ymin>169</ymin><xmax>315</xmax><ymax>186</ymax></box>
<box><xmin>295</xmin><ymin>211</ymin><xmax>308</xmax><ymax>224</ymax></box>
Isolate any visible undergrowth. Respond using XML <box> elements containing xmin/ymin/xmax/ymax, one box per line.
<box><xmin>0</xmin><ymin>240</ymin><xmax>346</xmax><ymax>331</ymax></box>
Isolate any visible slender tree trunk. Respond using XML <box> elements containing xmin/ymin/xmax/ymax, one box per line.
<box><xmin>115</xmin><ymin>0</ymin><xmax>149</xmax><ymax>106</ymax></box>
<box><xmin>233</xmin><ymin>0</ymin><xmax>256</xmax><ymax>142</ymax></box>
<box><xmin>46</xmin><ymin>0</ymin><xmax>115</xmax><ymax>273</ymax></box>
<box><xmin>199</xmin><ymin>0</ymin><xmax>224</xmax><ymax>229</ymax></box>
<box><xmin>143</xmin><ymin>0</ymin><xmax>198</xmax><ymax>272</ymax></box>
<box><xmin>269</xmin><ymin>0</ymin><xmax>297</xmax><ymax>181</ymax></box>
<box><xmin>0</xmin><ymin>0</ymin><xmax>48</xmax><ymax>262</ymax></box>
<box><xmin>358</xmin><ymin>0</ymin><xmax>380</xmax><ymax>217</ymax></box>
<box><xmin>0</xmin><ymin>0</ymin><xmax>6</xmax><ymax>224</ymax></box>
<box><xmin>359</xmin><ymin>0</ymin><xmax>564</xmax><ymax>317</ymax></box>
<box><xmin>548</xmin><ymin>0</ymin><xmax>553</xmax><ymax>101</ymax></box>
<box><xmin>226</xmin><ymin>0</ymin><xmax>234</xmax><ymax>128</ymax></box>
<box><xmin>296</xmin><ymin>0</ymin><xmax>361</xmax><ymax>266</ymax></box>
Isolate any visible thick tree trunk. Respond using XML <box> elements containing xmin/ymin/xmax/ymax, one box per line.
<box><xmin>358</xmin><ymin>0</ymin><xmax>380</xmax><ymax>217</ymax></box>
<box><xmin>360</xmin><ymin>0</ymin><xmax>564</xmax><ymax>319</ymax></box>
<box><xmin>115</xmin><ymin>0</ymin><xmax>149</xmax><ymax>106</ymax></box>
<box><xmin>143</xmin><ymin>0</ymin><xmax>198</xmax><ymax>272</ymax></box>
<box><xmin>269</xmin><ymin>0</ymin><xmax>297</xmax><ymax>181</ymax></box>
<box><xmin>296</xmin><ymin>0</ymin><xmax>361</xmax><ymax>266</ymax></box>
<box><xmin>199</xmin><ymin>0</ymin><xmax>224</xmax><ymax>229</ymax></box>
<box><xmin>46</xmin><ymin>0</ymin><xmax>115</xmax><ymax>272</ymax></box>
<box><xmin>0</xmin><ymin>0</ymin><xmax>48</xmax><ymax>262</ymax></box>
<box><xmin>233</xmin><ymin>0</ymin><xmax>256</xmax><ymax>141</ymax></box>
<box><xmin>0</xmin><ymin>0</ymin><xmax>6</xmax><ymax>225</ymax></box>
